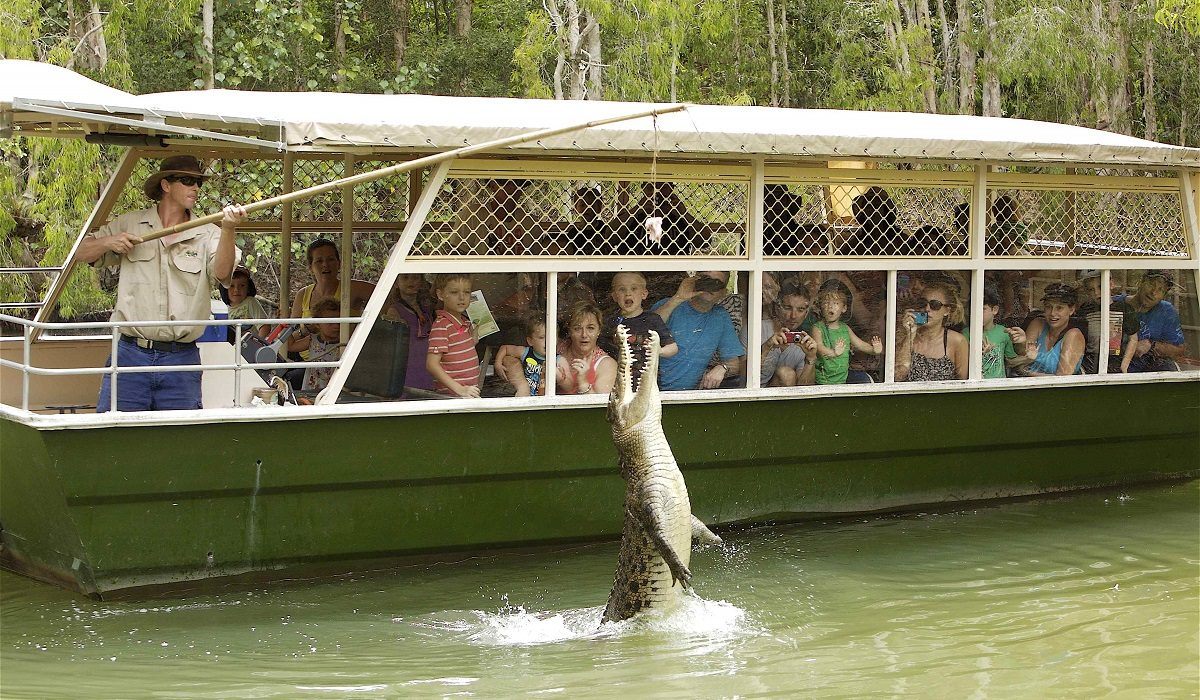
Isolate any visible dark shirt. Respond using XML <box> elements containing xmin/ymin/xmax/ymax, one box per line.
<box><xmin>600</xmin><ymin>310</ymin><xmax>676</xmax><ymax>386</ymax></box>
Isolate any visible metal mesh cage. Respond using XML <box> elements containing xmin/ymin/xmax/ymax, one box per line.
<box><xmin>410</xmin><ymin>177</ymin><xmax>748</xmax><ymax>257</ymax></box>
<box><xmin>987</xmin><ymin>187</ymin><xmax>1188</xmax><ymax>257</ymax></box>
<box><xmin>353</xmin><ymin>160</ymin><xmax>411</xmax><ymax>223</ymax></box>
<box><xmin>109</xmin><ymin>157</ymin><xmax>284</xmax><ymax>222</ymax></box>
<box><xmin>763</xmin><ymin>182</ymin><xmax>971</xmax><ymax>256</ymax></box>
<box><xmin>290</xmin><ymin>158</ymin><xmax>345</xmax><ymax>223</ymax></box>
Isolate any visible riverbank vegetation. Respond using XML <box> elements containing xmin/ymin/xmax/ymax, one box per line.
<box><xmin>2</xmin><ymin>0</ymin><xmax>1198</xmax><ymax>315</ymax></box>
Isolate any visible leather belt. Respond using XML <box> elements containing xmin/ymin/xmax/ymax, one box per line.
<box><xmin>121</xmin><ymin>335</ymin><xmax>197</xmax><ymax>352</ymax></box>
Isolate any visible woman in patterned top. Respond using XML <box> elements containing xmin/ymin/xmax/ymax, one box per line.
<box><xmin>896</xmin><ymin>279</ymin><xmax>968</xmax><ymax>382</ymax></box>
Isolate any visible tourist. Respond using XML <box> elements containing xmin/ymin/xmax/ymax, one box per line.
<box><xmin>614</xmin><ymin>181</ymin><xmax>707</xmax><ymax>256</ymax></box>
<box><xmin>1022</xmin><ymin>283</ymin><xmax>1085</xmax><ymax>376</ymax></box>
<box><xmin>75</xmin><ymin>154</ymin><xmax>246</xmax><ymax>411</ymax></box>
<box><xmin>599</xmin><ymin>271</ymin><xmax>678</xmax><ymax>363</ymax></box>
<box><xmin>761</xmin><ymin>281</ymin><xmax>818</xmax><ymax>387</ymax></box>
<box><xmin>495</xmin><ymin>313</ymin><xmax>548</xmax><ymax>397</ymax></box>
<box><xmin>840</xmin><ymin>186</ymin><xmax>902</xmax><ymax>255</ymax></box>
<box><xmin>386</xmin><ymin>272</ymin><xmax>437</xmax><ymax>391</ymax></box>
<box><xmin>555</xmin><ymin>302</ymin><xmax>617</xmax><ymax>395</ymax></box>
<box><xmin>988</xmin><ymin>195</ymin><xmax>1029</xmax><ymax>255</ymax></box>
<box><xmin>811</xmin><ymin>281</ymin><xmax>884</xmax><ymax>385</ymax></box>
<box><xmin>967</xmin><ymin>286</ymin><xmax>1027</xmax><ymax>379</ymax></box>
<box><xmin>221</xmin><ymin>266</ymin><xmax>270</xmax><ymax>340</ymax></box>
<box><xmin>1115</xmin><ymin>270</ymin><xmax>1186</xmax><ymax>373</ymax></box>
<box><xmin>301</xmin><ymin>299</ymin><xmax>344</xmax><ymax>392</ymax></box>
<box><xmin>560</xmin><ymin>184</ymin><xmax>607</xmax><ymax>255</ymax></box>
<box><xmin>427</xmin><ymin>273</ymin><xmax>481</xmax><ymax>397</ymax></box>
<box><xmin>288</xmin><ymin>238</ymin><xmax>376</xmax><ymax>358</ymax></box>
<box><xmin>652</xmin><ymin>272</ymin><xmax>745</xmax><ymax>391</ymax></box>
<box><xmin>896</xmin><ymin>278</ymin><xmax>968</xmax><ymax>381</ymax></box>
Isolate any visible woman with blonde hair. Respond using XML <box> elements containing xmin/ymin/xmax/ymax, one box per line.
<box><xmin>556</xmin><ymin>301</ymin><xmax>617</xmax><ymax>395</ymax></box>
<box><xmin>896</xmin><ymin>277</ymin><xmax>968</xmax><ymax>381</ymax></box>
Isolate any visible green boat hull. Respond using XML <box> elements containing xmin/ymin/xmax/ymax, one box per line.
<box><xmin>2</xmin><ymin>381</ymin><xmax>1197</xmax><ymax>597</ymax></box>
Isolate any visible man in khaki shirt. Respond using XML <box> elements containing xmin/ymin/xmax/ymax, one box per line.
<box><xmin>76</xmin><ymin>155</ymin><xmax>246</xmax><ymax>412</ymax></box>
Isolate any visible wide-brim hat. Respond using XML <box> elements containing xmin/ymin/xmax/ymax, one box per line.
<box><xmin>143</xmin><ymin>155</ymin><xmax>210</xmax><ymax>200</ymax></box>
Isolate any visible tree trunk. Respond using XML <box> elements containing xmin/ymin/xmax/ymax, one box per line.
<box><xmin>65</xmin><ymin>0</ymin><xmax>109</xmax><ymax>72</ymax></box>
<box><xmin>981</xmin><ymin>0</ymin><xmax>1001</xmax><ymax>117</ymax></box>
<box><xmin>913</xmin><ymin>0</ymin><xmax>939</xmax><ymax>112</ymax></box>
<box><xmin>1142</xmin><ymin>36</ymin><xmax>1156</xmax><ymax>141</ymax></box>
<box><xmin>1091</xmin><ymin>0</ymin><xmax>1112</xmax><ymax>129</ymax></box>
<box><xmin>780</xmin><ymin>0</ymin><xmax>791</xmax><ymax>107</ymax></box>
<box><xmin>202</xmin><ymin>0</ymin><xmax>214</xmax><ymax>89</ymax></box>
<box><xmin>766</xmin><ymin>0</ymin><xmax>779</xmax><ymax>107</ymax></box>
<box><xmin>956</xmin><ymin>0</ymin><xmax>976</xmax><ymax>114</ymax></box>
<box><xmin>545</xmin><ymin>0</ymin><xmax>602</xmax><ymax>100</ymax></box>
<box><xmin>564</xmin><ymin>0</ymin><xmax>584</xmax><ymax>99</ymax></box>
<box><xmin>1107</xmin><ymin>0</ymin><xmax>1131</xmax><ymax>134</ymax></box>
<box><xmin>393</xmin><ymin>0</ymin><xmax>410</xmax><ymax>70</ymax></box>
<box><xmin>334</xmin><ymin>0</ymin><xmax>346</xmax><ymax>85</ymax></box>
<box><xmin>582</xmin><ymin>11</ymin><xmax>603</xmax><ymax>99</ymax></box>
<box><xmin>935</xmin><ymin>0</ymin><xmax>954</xmax><ymax>106</ymax></box>
<box><xmin>454</xmin><ymin>0</ymin><xmax>473</xmax><ymax>39</ymax></box>
<box><xmin>884</xmin><ymin>0</ymin><xmax>912</xmax><ymax>85</ymax></box>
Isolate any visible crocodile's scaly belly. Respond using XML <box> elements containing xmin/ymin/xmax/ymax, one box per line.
<box><xmin>602</xmin><ymin>466</ymin><xmax>692</xmax><ymax>622</ymax></box>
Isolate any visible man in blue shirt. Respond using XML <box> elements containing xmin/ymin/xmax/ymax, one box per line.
<box><xmin>652</xmin><ymin>271</ymin><xmax>746</xmax><ymax>390</ymax></box>
<box><xmin>1115</xmin><ymin>269</ymin><xmax>1186</xmax><ymax>373</ymax></box>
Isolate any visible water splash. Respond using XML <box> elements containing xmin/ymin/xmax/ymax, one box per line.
<box><xmin>401</xmin><ymin>593</ymin><xmax>756</xmax><ymax>647</ymax></box>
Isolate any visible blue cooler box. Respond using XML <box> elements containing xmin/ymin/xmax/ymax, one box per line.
<box><xmin>198</xmin><ymin>299</ymin><xmax>229</xmax><ymax>342</ymax></box>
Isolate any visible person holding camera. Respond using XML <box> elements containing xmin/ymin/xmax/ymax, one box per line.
<box><xmin>652</xmin><ymin>271</ymin><xmax>745</xmax><ymax>390</ymax></box>
<box><xmin>895</xmin><ymin>278</ymin><xmax>968</xmax><ymax>382</ymax></box>
<box><xmin>761</xmin><ymin>282</ymin><xmax>818</xmax><ymax>387</ymax></box>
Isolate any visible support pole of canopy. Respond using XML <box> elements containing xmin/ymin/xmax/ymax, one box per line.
<box><xmin>280</xmin><ymin>152</ymin><xmax>295</xmax><ymax>320</ymax></box>
<box><xmin>316</xmin><ymin>161</ymin><xmax>451</xmax><ymax>405</ymax></box>
<box><xmin>1182</xmin><ymin>169</ymin><xmax>1200</xmax><ymax>313</ymax></box>
<box><xmin>545</xmin><ymin>272</ymin><xmax>558</xmax><ymax>397</ymax></box>
<box><xmin>1098</xmin><ymin>270</ymin><xmax>1111</xmax><ymax>376</ymax></box>
<box><xmin>340</xmin><ymin>154</ymin><xmax>355</xmax><ymax>344</ymax></box>
<box><xmin>967</xmin><ymin>163</ymin><xmax>989</xmax><ymax>381</ymax></box>
<box><xmin>408</xmin><ymin>167</ymin><xmax>422</xmax><ymax>218</ymax></box>
<box><xmin>746</xmin><ymin>158</ymin><xmax>765</xmax><ymax>389</ymax></box>
<box><xmin>31</xmin><ymin>149</ymin><xmax>141</xmax><ymax>342</ymax></box>
<box><xmin>132</xmin><ymin>104</ymin><xmax>688</xmax><ymax>244</ymax></box>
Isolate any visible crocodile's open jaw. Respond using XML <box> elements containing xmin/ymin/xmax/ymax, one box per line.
<box><xmin>607</xmin><ymin>324</ymin><xmax>661</xmax><ymax>432</ymax></box>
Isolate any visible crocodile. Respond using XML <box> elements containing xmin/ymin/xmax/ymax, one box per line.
<box><xmin>602</xmin><ymin>324</ymin><xmax>721</xmax><ymax>624</ymax></box>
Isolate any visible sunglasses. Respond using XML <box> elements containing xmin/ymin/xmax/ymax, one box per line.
<box><xmin>167</xmin><ymin>176</ymin><xmax>204</xmax><ymax>187</ymax></box>
<box><xmin>915</xmin><ymin>298</ymin><xmax>951</xmax><ymax>311</ymax></box>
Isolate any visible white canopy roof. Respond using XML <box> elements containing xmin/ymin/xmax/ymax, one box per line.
<box><xmin>4</xmin><ymin>59</ymin><xmax>1198</xmax><ymax>167</ymax></box>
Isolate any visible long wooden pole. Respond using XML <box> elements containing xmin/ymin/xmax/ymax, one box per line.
<box><xmin>135</xmin><ymin>104</ymin><xmax>688</xmax><ymax>244</ymax></box>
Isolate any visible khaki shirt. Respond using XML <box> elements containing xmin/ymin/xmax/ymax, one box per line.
<box><xmin>91</xmin><ymin>207</ymin><xmax>241</xmax><ymax>342</ymax></box>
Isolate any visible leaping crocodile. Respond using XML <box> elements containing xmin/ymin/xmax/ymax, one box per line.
<box><xmin>602</xmin><ymin>325</ymin><xmax>721</xmax><ymax>624</ymax></box>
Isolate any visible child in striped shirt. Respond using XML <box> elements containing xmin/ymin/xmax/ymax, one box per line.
<box><xmin>427</xmin><ymin>273</ymin><xmax>481</xmax><ymax>397</ymax></box>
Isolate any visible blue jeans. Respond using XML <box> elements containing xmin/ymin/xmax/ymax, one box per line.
<box><xmin>97</xmin><ymin>341</ymin><xmax>202</xmax><ymax>412</ymax></box>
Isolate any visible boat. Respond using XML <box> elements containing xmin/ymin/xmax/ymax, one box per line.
<box><xmin>1</xmin><ymin>60</ymin><xmax>1198</xmax><ymax>598</ymax></box>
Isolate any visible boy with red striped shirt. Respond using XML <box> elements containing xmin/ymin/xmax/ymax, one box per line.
<box><xmin>426</xmin><ymin>273</ymin><xmax>481</xmax><ymax>397</ymax></box>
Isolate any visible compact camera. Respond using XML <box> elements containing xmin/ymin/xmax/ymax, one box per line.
<box><xmin>693</xmin><ymin>276</ymin><xmax>726</xmax><ymax>293</ymax></box>
<box><xmin>782</xmin><ymin>331</ymin><xmax>806</xmax><ymax>343</ymax></box>
<box><xmin>912</xmin><ymin>311</ymin><xmax>929</xmax><ymax>325</ymax></box>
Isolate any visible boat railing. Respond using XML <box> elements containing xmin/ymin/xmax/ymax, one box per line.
<box><xmin>0</xmin><ymin>312</ymin><xmax>360</xmax><ymax>412</ymax></box>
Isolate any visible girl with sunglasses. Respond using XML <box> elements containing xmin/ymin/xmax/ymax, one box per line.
<box><xmin>896</xmin><ymin>280</ymin><xmax>968</xmax><ymax>382</ymax></box>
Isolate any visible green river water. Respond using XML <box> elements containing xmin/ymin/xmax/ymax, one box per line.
<box><xmin>2</xmin><ymin>480</ymin><xmax>1197</xmax><ymax>698</ymax></box>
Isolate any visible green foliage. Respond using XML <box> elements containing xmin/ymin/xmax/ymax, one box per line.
<box><xmin>1155</xmin><ymin>0</ymin><xmax>1200</xmax><ymax>33</ymax></box>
